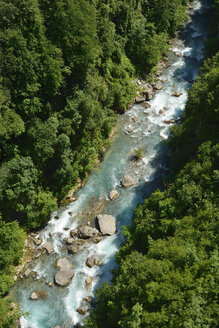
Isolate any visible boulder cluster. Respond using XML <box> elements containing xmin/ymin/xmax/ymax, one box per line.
<box><xmin>27</xmin><ymin>177</ymin><xmax>139</xmax><ymax>318</ymax></box>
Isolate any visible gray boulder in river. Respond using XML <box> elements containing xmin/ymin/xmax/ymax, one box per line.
<box><xmin>121</xmin><ymin>175</ymin><xmax>137</xmax><ymax>188</ymax></box>
<box><xmin>86</xmin><ymin>255</ymin><xmax>101</xmax><ymax>268</ymax></box>
<box><xmin>54</xmin><ymin>257</ymin><xmax>74</xmax><ymax>287</ymax></box>
<box><xmin>78</xmin><ymin>225</ymin><xmax>99</xmax><ymax>239</ymax></box>
<box><xmin>42</xmin><ymin>242</ymin><xmax>54</xmax><ymax>254</ymax></box>
<box><xmin>96</xmin><ymin>214</ymin><xmax>116</xmax><ymax>236</ymax></box>
<box><xmin>153</xmin><ymin>81</ymin><xmax>163</xmax><ymax>90</ymax></box>
<box><xmin>30</xmin><ymin>290</ymin><xmax>48</xmax><ymax>300</ymax></box>
<box><xmin>135</xmin><ymin>96</ymin><xmax>145</xmax><ymax>103</ymax></box>
<box><xmin>109</xmin><ymin>189</ymin><xmax>119</xmax><ymax>200</ymax></box>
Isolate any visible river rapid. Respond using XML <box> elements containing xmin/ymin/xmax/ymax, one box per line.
<box><xmin>11</xmin><ymin>1</ymin><xmax>213</xmax><ymax>327</ymax></box>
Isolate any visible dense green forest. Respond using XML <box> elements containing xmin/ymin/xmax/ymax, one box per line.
<box><xmin>0</xmin><ymin>0</ymin><xmax>216</xmax><ymax>326</ymax></box>
<box><xmin>0</xmin><ymin>0</ymin><xmax>190</xmax><ymax>230</ymax></box>
<box><xmin>84</xmin><ymin>17</ymin><xmax>219</xmax><ymax>328</ymax></box>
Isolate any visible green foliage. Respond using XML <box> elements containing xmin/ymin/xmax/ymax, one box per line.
<box><xmin>0</xmin><ymin>220</ymin><xmax>25</xmax><ymax>271</ymax></box>
<box><xmin>0</xmin><ymin>109</ymin><xmax>25</xmax><ymax>141</ymax></box>
<box><xmin>0</xmin><ymin>219</ymin><xmax>25</xmax><ymax>327</ymax></box>
<box><xmin>169</xmin><ymin>52</ymin><xmax>219</xmax><ymax>170</ymax></box>
<box><xmin>133</xmin><ymin>147</ymin><xmax>144</xmax><ymax>161</ymax></box>
<box><xmin>205</xmin><ymin>0</ymin><xmax>219</xmax><ymax>57</ymax></box>
<box><xmin>127</xmin><ymin>20</ymin><xmax>168</xmax><ymax>73</ymax></box>
<box><xmin>0</xmin><ymin>298</ymin><xmax>20</xmax><ymax>328</ymax></box>
<box><xmin>0</xmin><ymin>156</ymin><xmax>57</xmax><ymax>228</ymax></box>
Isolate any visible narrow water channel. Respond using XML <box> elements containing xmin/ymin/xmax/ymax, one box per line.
<box><xmin>11</xmin><ymin>1</ymin><xmax>213</xmax><ymax>327</ymax></box>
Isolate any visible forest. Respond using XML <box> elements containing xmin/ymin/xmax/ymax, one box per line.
<box><xmin>0</xmin><ymin>0</ymin><xmax>189</xmax><ymax>230</ymax></box>
<box><xmin>0</xmin><ymin>0</ymin><xmax>218</xmax><ymax>327</ymax></box>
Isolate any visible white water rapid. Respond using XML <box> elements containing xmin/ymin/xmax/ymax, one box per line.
<box><xmin>11</xmin><ymin>1</ymin><xmax>213</xmax><ymax>327</ymax></box>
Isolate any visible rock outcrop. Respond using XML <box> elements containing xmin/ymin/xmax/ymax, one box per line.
<box><xmin>54</xmin><ymin>257</ymin><xmax>74</xmax><ymax>287</ymax></box>
<box><xmin>163</xmin><ymin>119</ymin><xmax>176</xmax><ymax>124</ymax></box>
<box><xmin>163</xmin><ymin>118</ymin><xmax>180</xmax><ymax>124</ymax></box>
<box><xmin>109</xmin><ymin>189</ymin><xmax>119</xmax><ymax>200</ymax></box>
<box><xmin>141</xmin><ymin>102</ymin><xmax>151</xmax><ymax>108</ymax></box>
<box><xmin>96</xmin><ymin>214</ymin><xmax>116</xmax><ymax>236</ymax></box>
<box><xmin>67</xmin><ymin>239</ymin><xmax>85</xmax><ymax>254</ymax></box>
<box><xmin>70</xmin><ymin>229</ymin><xmax>78</xmax><ymax>238</ymax></box>
<box><xmin>153</xmin><ymin>81</ymin><xmax>163</xmax><ymax>90</ymax></box>
<box><xmin>34</xmin><ymin>237</ymin><xmax>42</xmax><ymax>246</ymax></box>
<box><xmin>24</xmin><ymin>268</ymin><xmax>31</xmax><ymax>278</ymax></box>
<box><xmin>77</xmin><ymin>306</ymin><xmax>87</xmax><ymax>315</ymax></box>
<box><xmin>86</xmin><ymin>255</ymin><xmax>101</xmax><ymax>268</ymax></box>
<box><xmin>121</xmin><ymin>175</ymin><xmax>137</xmax><ymax>188</ymax></box>
<box><xmin>30</xmin><ymin>290</ymin><xmax>48</xmax><ymax>300</ymax></box>
<box><xmin>135</xmin><ymin>96</ymin><xmax>145</xmax><ymax>103</ymax></box>
<box><xmin>143</xmin><ymin>88</ymin><xmax>154</xmax><ymax>100</ymax></box>
<box><xmin>67</xmin><ymin>245</ymin><xmax>79</xmax><ymax>254</ymax></box>
<box><xmin>42</xmin><ymin>242</ymin><xmax>54</xmax><ymax>254</ymax></box>
<box><xmin>85</xmin><ymin>276</ymin><xmax>93</xmax><ymax>290</ymax></box>
<box><xmin>172</xmin><ymin>91</ymin><xmax>182</xmax><ymax>97</ymax></box>
<box><xmin>78</xmin><ymin>225</ymin><xmax>99</xmax><ymax>239</ymax></box>
<box><xmin>65</xmin><ymin>238</ymin><xmax>74</xmax><ymax>244</ymax></box>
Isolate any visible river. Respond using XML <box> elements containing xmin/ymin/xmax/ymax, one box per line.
<box><xmin>11</xmin><ymin>1</ymin><xmax>213</xmax><ymax>327</ymax></box>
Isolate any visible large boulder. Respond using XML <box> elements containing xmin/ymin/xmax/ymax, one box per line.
<box><xmin>77</xmin><ymin>306</ymin><xmax>87</xmax><ymax>316</ymax></box>
<box><xmin>56</xmin><ymin>257</ymin><xmax>72</xmax><ymax>270</ymax></box>
<box><xmin>141</xmin><ymin>102</ymin><xmax>151</xmax><ymax>109</ymax></box>
<box><xmin>67</xmin><ymin>239</ymin><xmax>85</xmax><ymax>254</ymax></box>
<box><xmin>172</xmin><ymin>91</ymin><xmax>182</xmax><ymax>97</ymax></box>
<box><xmin>78</xmin><ymin>226</ymin><xmax>99</xmax><ymax>239</ymax></box>
<box><xmin>121</xmin><ymin>175</ymin><xmax>137</xmax><ymax>188</ymax></box>
<box><xmin>70</xmin><ymin>229</ymin><xmax>78</xmax><ymax>238</ymax></box>
<box><xmin>67</xmin><ymin>245</ymin><xmax>79</xmax><ymax>254</ymax></box>
<box><xmin>135</xmin><ymin>96</ymin><xmax>145</xmax><ymax>103</ymax></box>
<box><xmin>65</xmin><ymin>238</ymin><xmax>74</xmax><ymax>244</ymax></box>
<box><xmin>96</xmin><ymin>214</ymin><xmax>116</xmax><ymax>236</ymax></box>
<box><xmin>153</xmin><ymin>81</ymin><xmax>163</xmax><ymax>90</ymax></box>
<box><xmin>55</xmin><ymin>268</ymin><xmax>74</xmax><ymax>287</ymax></box>
<box><xmin>42</xmin><ymin>242</ymin><xmax>54</xmax><ymax>254</ymax></box>
<box><xmin>34</xmin><ymin>237</ymin><xmax>42</xmax><ymax>246</ymax></box>
<box><xmin>24</xmin><ymin>268</ymin><xmax>31</xmax><ymax>278</ymax></box>
<box><xmin>85</xmin><ymin>276</ymin><xmax>93</xmax><ymax>290</ymax></box>
<box><xmin>109</xmin><ymin>189</ymin><xmax>119</xmax><ymax>201</ymax></box>
<box><xmin>55</xmin><ymin>258</ymin><xmax>74</xmax><ymax>287</ymax></box>
<box><xmin>30</xmin><ymin>290</ymin><xmax>48</xmax><ymax>300</ymax></box>
<box><xmin>86</xmin><ymin>255</ymin><xmax>101</xmax><ymax>268</ymax></box>
<box><xmin>143</xmin><ymin>90</ymin><xmax>153</xmax><ymax>100</ymax></box>
<box><xmin>163</xmin><ymin>119</ymin><xmax>179</xmax><ymax>124</ymax></box>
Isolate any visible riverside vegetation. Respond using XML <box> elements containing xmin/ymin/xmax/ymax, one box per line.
<box><xmin>0</xmin><ymin>0</ymin><xmax>217</xmax><ymax>327</ymax></box>
<box><xmin>84</xmin><ymin>3</ymin><xmax>219</xmax><ymax>327</ymax></box>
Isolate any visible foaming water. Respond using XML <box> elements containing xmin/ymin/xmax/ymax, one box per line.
<box><xmin>11</xmin><ymin>1</ymin><xmax>213</xmax><ymax>327</ymax></box>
